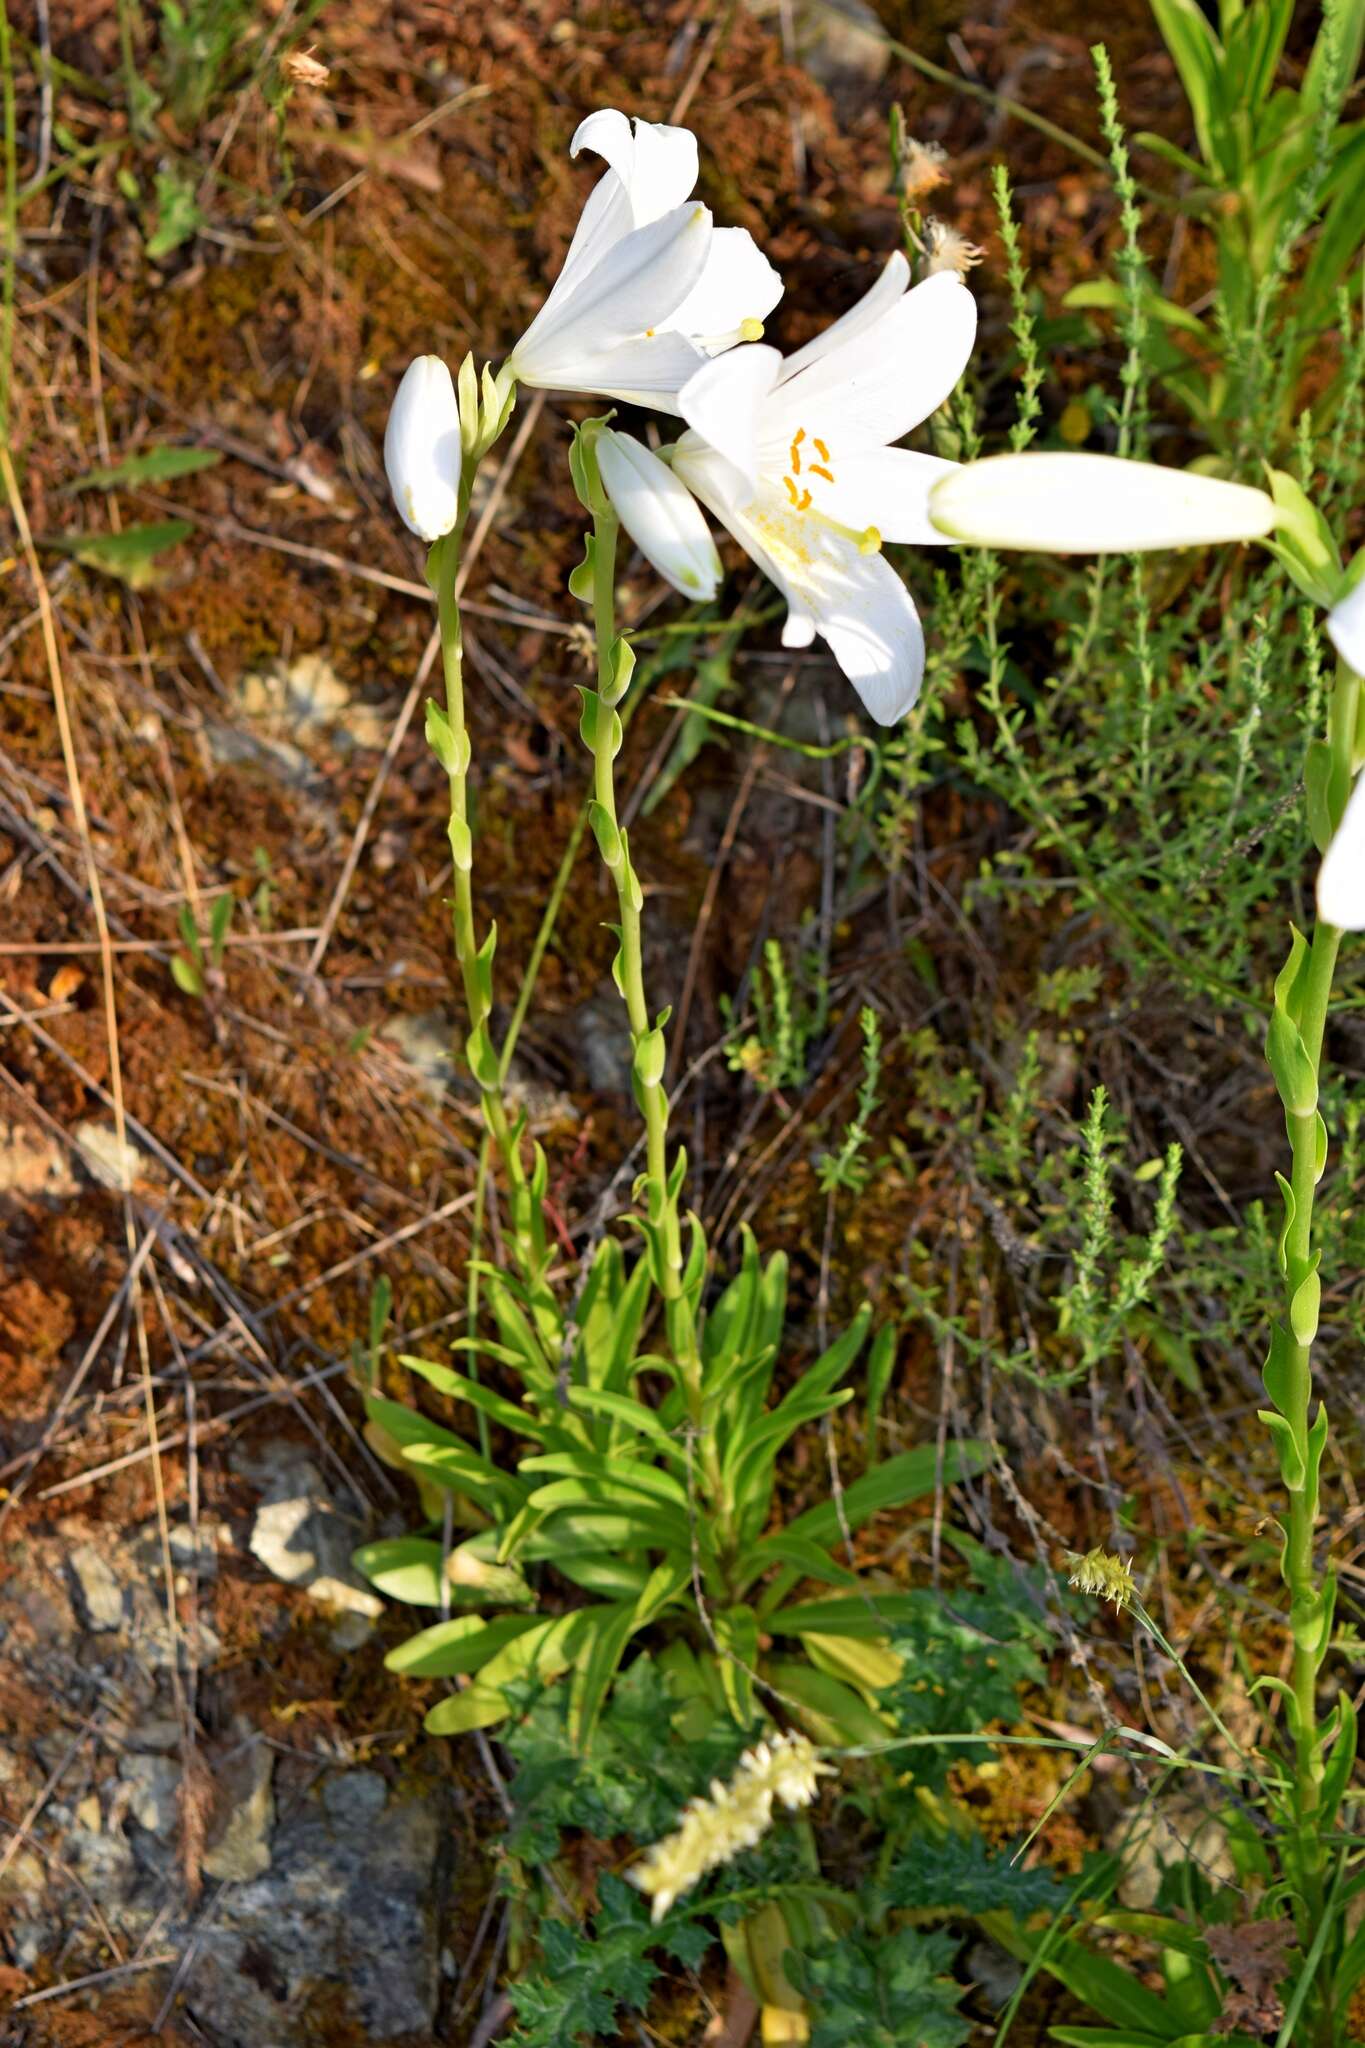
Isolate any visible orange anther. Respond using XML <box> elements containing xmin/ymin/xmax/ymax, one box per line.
<box><xmin>797</xmin><ymin>487</ymin><xmax>812</xmax><ymax>511</ymax></box>
<box><xmin>789</xmin><ymin>443</ymin><xmax>801</xmax><ymax>474</ymax></box>
<box><xmin>783</xmin><ymin>474</ymin><xmax>800</xmax><ymax>505</ymax></box>
<box><xmin>808</xmin><ymin>463</ymin><xmax>834</xmax><ymax>483</ymax></box>
<box><xmin>791</xmin><ymin>427</ymin><xmax>806</xmax><ymax>445</ymax></box>
<box><xmin>813</xmin><ymin>437</ymin><xmax>829</xmax><ymax>461</ymax></box>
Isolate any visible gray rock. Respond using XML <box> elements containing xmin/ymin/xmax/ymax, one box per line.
<box><xmin>68</xmin><ymin>1544</ymin><xmax>125</xmax><ymax>1631</ymax></box>
<box><xmin>203</xmin><ymin>1739</ymin><xmax>275</xmax><ymax>1884</ymax></box>
<box><xmin>124</xmin><ymin>1579</ymin><xmax>222</xmax><ymax>1672</ymax></box>
<box><xmin>565</xmin><ymin>996</ymin><xmax>633</xmax><ymax>1097</ymax></box>
<box><xmin>66</xmin><ymin>1821</ymin><xmax>136</xmax><ymax>1917</ymax></box>
<box><xmin>185</xmin><ymin>1770</ymin><xmax>448</xmax><ymax>2046</ymax></box>
<box><xmin>245</xmin><ymin>1445</ymin><xmax>382</xmax><ymax>1636</ymax></box>
<box><xmin>378</xmin><ymin>1009</ymin><xmax>459</xmax><ymax>1105</ymax></box>
<box><xmin>123</xmin><ymin>1714</ymin><xmax>184</xmax><ymax>1753</ymax></box>
<box><xmin>1112</xmin><ymin>1795</ymin><xmax>1234</xmax><ymax>1909</ymax></box>
<box><xmin>119</xmin><ymin>1753</ymin><xmax>181</xmax><ymax>1838</ymax></box>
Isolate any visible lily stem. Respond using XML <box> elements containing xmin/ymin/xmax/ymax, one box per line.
<box><xmin>1271</xmin><ymin>652</ymin><xmax>1358</xmax><ymax>2011</ymax></box>
<box><xmin>581</xmin><ymin>493</ymin><xmax>727</xmax><ymax>1528</ymax></box>
<box><xmin>433</xmin><ymin>518</ymin><xmax>542</xmax><ymax>1288</ymax></box>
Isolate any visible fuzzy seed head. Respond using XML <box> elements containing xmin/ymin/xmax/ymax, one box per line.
<box><xmin>1066</xmin><ymin>1546</ymin><xmax>1136</xmax><ymax>1612</ymax></box>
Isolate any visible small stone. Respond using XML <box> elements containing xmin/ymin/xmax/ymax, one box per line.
<box><xmin>123</xmin><ymin>1715</ymin><xmax>182</xmax><ymax>1753</ymax></box>
<box><xmin>560</xmin><ymin>998</ymin><xmax>632</xmax><ymax>1098</ymax></box>
<box><xmin>203</xmin><ymin>1740</ymin><xmax>274</xmax><ymax>1883</ymax></box>
<box><xmin>69</xmin><ymin>1544</ymin><xmax>125</xmax><ymax>1631</ymax></box>
<box><xmin>0</xmin><ymin>1120</ymin><xmax>77</xmax><ymax>1198</ymax></box>
<box><xmin>327</xmin><ymin>1608</ymin><xmax>377</xmax><ymax>1653</ymax></box>
<box><xmin>0</xmin><ymin>1846</ymin><xmax>45</xmax><ymax>1901</ymax></box>
<box><xmin>72</xmin><ymin>1121</ymin><xmax>145</xmax><ymax>1192</ymax></box>
<box><xmin>119</xmin><ymin>1754</ymin><xmax>180</xmax><ymax>1838</ymax></box>
<box><xmin>1113</xmin><ymin>1795</ymin><xmax>1234</xmax><ymax>1909</ymax></box>
<box><xmin>75</xmin><ymin>1793</ymin><xmax>102</xmax><ymax>1833</ymax></box>
<box><xmin>379</xmin><ymin>1011</ymin><xmax>459</xmax><ymax>1105</ymax></box>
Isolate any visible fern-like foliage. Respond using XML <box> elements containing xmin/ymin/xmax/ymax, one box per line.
<box><xmin>506</xmin><ymin>1873</ymin><xmax>710</xmax><ymax>2048</ymax></box>
<box><xmin>787</xmin><ymin>1926</ymin><xmax>971</xmax><ymax>2048</ymax></box>
<box><xmin>881</xmin><ymin>1828</ymin><xmax>1067</xmax><ymax>1917</ymax></box>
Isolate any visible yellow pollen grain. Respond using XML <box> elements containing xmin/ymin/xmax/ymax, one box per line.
<box><xmin>751</xmin><ymin>507</ymin><xmax>816</xmax><ymax>575</ymax></box>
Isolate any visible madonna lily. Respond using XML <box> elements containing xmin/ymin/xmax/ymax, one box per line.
<box><xmin>597</xmin><ymin>429</ymin><xmax>722</xmax><ymax>600</ymax></box>
<box><xmin>668</xmin><ymin>255</ymin><xmax>977</xmax><ymax>723</ymax></box>
<box><xmin>1317</xmin><ymin>773</ymin><xmax>1365</xmax><ymax>930</ymax></box>
<box><xmin>385</xmin><ymin>355</ymin><xmax>462</xmax><ymax>542</ymax></box>
<box><xmin>506</xmin><ymin>109</ymin><xmax>782</xmax><ymax>411</ymax></box>
<box><xmin>927</xmin><ymin>451</ymin><xmax>1276</xmax><ymax>553</ymax></box>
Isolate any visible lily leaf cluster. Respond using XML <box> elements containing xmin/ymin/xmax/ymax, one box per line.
<box><xmin>356</xmin><ymin>1228</ymin><xmax>984</xmax><ymax>1752</ymax></box>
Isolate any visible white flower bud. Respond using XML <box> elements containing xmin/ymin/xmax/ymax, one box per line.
<box><xmin>384</xmin><ymin>355</ymin><xmax>462</xmax><ymax>542</ymax></box>
<box><xmin>929</xmin><ymin>452</ymin><xmax>1276</xmax><ymax>553</ymax></box>
<box><xmin>1327</xmin><ymin>574</ymin><xmax>1365</xmax><ymax>677</ymax></box>
<box><xmin>1317</xmin><ymin>773</ymin><xmax>1365</xmax><ymax>931</ymax></box>
<box><xmin>597</xmin><ymin>430</ymin><xmax>721</xmax><ymax>600</ymax></box>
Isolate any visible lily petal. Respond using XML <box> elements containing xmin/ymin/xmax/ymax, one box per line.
<box><xmin>816</xmin><ymin>555</ymin><xmax>926</xmax><ymax>725</ymax></box>
<box><xmin>1317</xmin><ymin>773</ymin><xmax>1365</xmax><ymax>930</ymax></box>
<box><xmin>678</xmin><ymin>466</ymin><xmax>925</xmax><ymax>723</ymax></box>
<box><xmin>770</xmin><ymin>271</ymin><xmax>977</xmax><ymax>452</ymax></box>
<box><xmin>597</xmin><ymin>431</ymin><xmax>722</xmax><ymax>599</ymax></box>
<box><xmin>1327</xmin><ymin>574</ymin><xmax>1365</xmax><ymax>675</ymax></box>
<box><xmin>778</xmin><ymin>251</ymin><xmax>911</xmax><ymax>382</ymax></box>
<box><xmin>384</xmin><ymin>355</ymin><xmax>462</xmax><ymax>542</ymax></box>
<box><xmin>676</xmin><ymin>344</ymin><xmax>783</xmax><ymax>490</ymax></box>
<box><xmin>550</xmin><ymin>169</ymin><xmax>637</xmax><ymax>301</ymax></box>
<box><xmin>815</xmin><ymin>448</ymin><xmax>960</xmax><ymax>545</ymax></box>
<box><xmin>510</xmin><ymin>202</ymin><xmax>713</xmax><ymax>397</ymax></box>
<box><xmin>572</xmin><ymin>109</ymin><xmax>699</xmax><ymax>225</ymax></box>
<box><xmin>669</xmin><ymin>227</ymin><xmax>784</xmax><ymax>354</ymax></box>
<box><xmin>929</xmin><ymin>452</ymin><xmax>1277</xmax><ymax>552</ymax></box>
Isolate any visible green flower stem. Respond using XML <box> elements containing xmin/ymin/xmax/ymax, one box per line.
<box><xmin>577</xmin><ymin>483</ymin><xmax>728</xmax><ymax>1534</ymax></box>
<box><xmin>1272</xmin><ymin>650</ymin><xmax>1359</xmax><ymax>1939</ymax></box>
<box><xmin>431</xmin><ymin>519</ymin><xmax>543</xmax><ymax>1288</ymax></box>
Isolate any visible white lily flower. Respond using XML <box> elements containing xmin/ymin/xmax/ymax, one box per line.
<box><xmin>928</xmin><ymin>451</ymin><xmax>1276</xmax><ymax>553</ymax></box>
<box><xmin>669</xmin><ymin>256</ymin><xmax>976</xmax><ymax>723</ymax></box>
<box><xmin>1326</xmin><ymin>573</ymin><xmax>1365</xmax><ymax>675</ymax></box>
<box><xmin>597</xmin><ymin>430</ymin><xmax>722</xmax><ymax>600</ymax></box>
<box><xmin>1317</xmin><ymin>773</ymin><xmax>1365</xmax><ymax>930</ymax></box>
<box><xmin>506</xmin><ymin>108</ymin><xmax>782</xmax><ymax>410</ymax></box>
<box><xmin>385</xmin><ymin>355</ymin><xmax>462</xmax><ymax>542</ymax></box>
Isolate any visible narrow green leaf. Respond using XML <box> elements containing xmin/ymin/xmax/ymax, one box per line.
<box><xmin>352</xmin><ymin>1536</ymin><xmax>446</xmax><ymax>1606</ymax></box>
<box><xmin>385</xmin><ymin>1613</ymin><xmax>540</xmax><ymax>1677</ymax></box>
<box><xmin>72</xmin><ymin>445</ymin><xmax>221</xmax><ymax>491</ymax></box>
<box><xmin>54</xmin><ymin>519</ymin><xmax>194</xmax><ymax>589</ymax></box>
